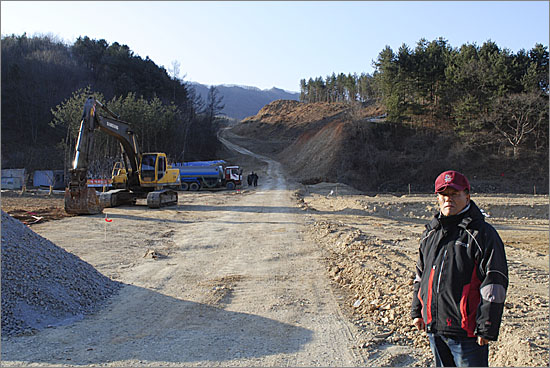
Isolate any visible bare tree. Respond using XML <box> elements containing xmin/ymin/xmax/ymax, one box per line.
<box><xmin>169</xmin><ymin>60</ymin><xmax>181</xmax><ymax>80</ymax></box>
<box><xmin>487</xmin><ymin>93</ymin><xmax>548</xmax><ymax>158</ymax></box>
<box><xmin>206</xmin><ymin>86</ymin><xmax>225</xmax><ymax>121</ymax></box>
<box><xmin>168</xmin><ymin>60</ymin><xmax>181</xmax><ymax>102</ymax></box>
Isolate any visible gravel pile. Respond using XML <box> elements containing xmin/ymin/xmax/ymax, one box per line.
<box><xmin>1</xmin><ymin>210</ymin><xmax>121</xmax><ymax>336</ymax></box>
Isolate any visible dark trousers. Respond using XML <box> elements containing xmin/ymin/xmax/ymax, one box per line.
<box><xmin>428</xmin><ymin>333</ymin><xmax>489</xmax><ymax>367</ymax></box>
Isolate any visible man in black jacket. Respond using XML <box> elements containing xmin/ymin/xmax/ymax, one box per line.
<box><xmin>411</xmin><ymin>170</ymin><xmax>508</xmax><ymax>367</ymax></box>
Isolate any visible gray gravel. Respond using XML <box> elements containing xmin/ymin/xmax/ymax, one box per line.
<box><xmin>1</xmin><ymin>210</ymin><xmax>121</xmax><ymax>337</ymax></box>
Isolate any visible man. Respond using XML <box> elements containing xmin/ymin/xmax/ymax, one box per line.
<box><xmin>411</xmin><ymin>170</ymin><xmax>508</xmax><ymax>367</ymax></box>
<box><xmin>252</xmin><ymin>172</ymin><xmax>259</xmax><ymax>187</ymax></box>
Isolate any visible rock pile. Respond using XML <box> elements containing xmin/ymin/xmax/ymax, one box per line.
<box><xmin>1</xmin><ymin>210</ymin><xmax>121</xmax><ymax>336</ymax></box>
<box><xmin>309</xmin><ymin>220</ymin><xmax>433</xmax><ymax>364</ymax></box>
<box><xmin>301</xmin><ymin>190</ymin><xmax>549</xmax><ymax>366</ymax></box>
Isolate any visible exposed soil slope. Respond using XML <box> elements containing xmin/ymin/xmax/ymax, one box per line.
<box><xmin>231</xmin><ymin>100</ymin><xmax>548</xmax><ymax>194</ymax></box>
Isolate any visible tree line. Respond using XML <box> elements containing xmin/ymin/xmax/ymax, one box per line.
<box><xmin>1</xmin><ymin>33</ymin><xmax>225</xmax><ymax>176</ymax></box>
<box><xmin>300</xmin><ymin>38</ymin><xmax>548</xmax><ymax>158</ymax></box>
<box><xmin>300</xmin><ymin>72</ymin><xmax>377</xmax><ymax>103</ymax></box>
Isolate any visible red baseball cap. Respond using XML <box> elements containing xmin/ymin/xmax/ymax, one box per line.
<box><xmin>434</xmin><ymin>170</ymin><xmax>470</xmax><ymax>193</ymax></box>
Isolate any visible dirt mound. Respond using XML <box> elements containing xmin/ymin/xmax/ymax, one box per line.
<box><xmin>242</xmin><ymin>100</ymin><xmax>350</xmax><ymax>125</ymax></box>
<box><xmin>232</xmin><ymin>101</ymin><xmax>350</xmax><ymax>156</ymax></box>
<box><xmin>1</xmin><ymin>210</ymin><xmax>121</xmax><ymax>336</ymax></box>
<box><xmin>310</xmin><ymin>220</ymin><xmax>433</xmax><ymax>364</ymax></box>
<box><xmin>241</xmin><ymin>99</ymin><xmax>384</xmax><ymax>127</ymax></box>
<box><xmin>235</xmin><ymin>99</ymin><xmax>383</xmax><ymax>141</ymax></box>
<box><xmin>232</xmin><ymin>100</ymin><xmax>390</xmax><ymax>188</ymax></box>
<box><xmin>280</xmin><ymin>121</ymin><xmax>351</xmax><ymax>184</ymax></box>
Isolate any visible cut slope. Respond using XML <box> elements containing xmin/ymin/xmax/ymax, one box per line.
<box><xmin>279</xmin><ymin>120</ymin><xmax>349</xmax><ymax>184</ymax></box>
<box><xmin>1</xmin><ymin>210</ymin><xmax>121</xmax><ymax>336</ymax></box>
<box><xmin>229</xmin><ymin>99</ymin><xmax>548</xmax><ymax>194</ymax></box>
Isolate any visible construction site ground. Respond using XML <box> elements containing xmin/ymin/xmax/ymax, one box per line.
<box><xmin>1</xmin><ymin>135</ymin><xmax>548</xmax><ymax>367</ymax></box>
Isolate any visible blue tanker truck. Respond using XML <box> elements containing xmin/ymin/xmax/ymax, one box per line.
<box><xmin>173</xmin><ymin>160</ymin><xmax>242</xmax><ymax>191</ymax></box>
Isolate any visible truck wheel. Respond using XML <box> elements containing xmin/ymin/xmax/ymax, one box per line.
<box><xmin>189</xmin><ymin>182</ymin><xmax>200</xmax><ymax>191</ymax></box>
<box><xmin>181</xmin><ymin>182</ymin><xmax>189</xmax><ymax>191</ymax></box>
<box><xmin>226</xmin><ymin>182</ymin><xmax>235</xmax><ymax>190</ymax></box>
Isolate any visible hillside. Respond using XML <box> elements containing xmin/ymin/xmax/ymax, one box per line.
<box><xmin>229</xmin><ymin>100</ymin><xmax>549</xmax><ymax>194</ymax></box>
<box><xmin>189</xmin><ymin>83</ymin><xmax>300</xmax><ymax>120</ymax></box>
<box><xmin>1</xmin><ymin>35</ymin><xmax>220</xmax><ymax>171</ymax></box>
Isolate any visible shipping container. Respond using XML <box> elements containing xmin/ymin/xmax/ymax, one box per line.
<box><xmin>1</xmin><ymin>169</ymin><xmax>26</xmax><ymax>189</ymax></box>
<box><xmin>33</xmin><ymin>170</ymin><xmax>65</xmax><ymax>189</ymax></box>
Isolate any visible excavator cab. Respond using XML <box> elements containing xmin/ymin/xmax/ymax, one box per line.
<box><xmin>110</xmin><ymin>153</ymin><xmax>178</xmax><ymax>190</ymax></box>
<box><xmin>139</xmin><ymin>153</ymin><xmax>178</xmax><ymax>187</ymax></box>
<box><xmin>140</xmin><ymin>154</ymin><xmax>158</xmax><ymax>181</ymax></box>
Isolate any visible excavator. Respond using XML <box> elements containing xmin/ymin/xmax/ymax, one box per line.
<box><xmin>64</xmin><ymin>97</ymin><xmax>180</xmax><ymax>215</ymax></box>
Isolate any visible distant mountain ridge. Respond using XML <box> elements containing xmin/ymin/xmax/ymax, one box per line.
<box><xmin>189</xmin><ymin>82</ymin><xmax>300</xmax><ymax>120</ymax></box>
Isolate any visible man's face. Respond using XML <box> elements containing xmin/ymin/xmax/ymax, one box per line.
<box><xmin>437</xmin><ymin>187</ymin><xmax>470</xmax><ymax>216</ymax></box>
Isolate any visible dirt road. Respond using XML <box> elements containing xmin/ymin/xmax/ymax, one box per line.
<box><xmin>1</xmin><ymin>144</ymin><xmax>371</xmax><ymax>366</ymax></box>
<box><xmin>2</xmin><ymin>133</ymin><xmax>548</xmax><ymax>366</ymax></box>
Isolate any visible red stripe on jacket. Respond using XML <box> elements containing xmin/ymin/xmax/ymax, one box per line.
<box><xmin>460</xmin><ymin>263</ymin><xmax>481</xmax><ymax>337</ymax></box>
<box><xmin>426</xmin><ymin>267</ymin><xmax>435</xmax><ymax>324</ymax></box>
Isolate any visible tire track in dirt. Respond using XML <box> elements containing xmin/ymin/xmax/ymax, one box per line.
<box><xmin>216</xmin><ymin>130</ymin><xmax>370</xmax><ymax>366</ymax></box>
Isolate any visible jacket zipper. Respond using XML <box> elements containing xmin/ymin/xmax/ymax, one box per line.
<box><xmin>437</xmin><ymin>249</ymin><xmax>447</xmax><ymax>293</ymax></box>
<box><xmin>430</xmin><ymin>248</ymin><xmax>447</xmax><ymax>330</ymax></box>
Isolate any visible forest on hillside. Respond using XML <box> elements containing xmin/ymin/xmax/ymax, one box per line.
<box><xmin>300</xmin><ymin>38</ymin><xmax>549</xmax><ymax>160</ymax></box>
<box><xmin>1</xmin><ymin>34</ymin><xmax>224</xmax><ymax>175</ymax></box>
<box><xmin>2</xmin><ymin>34</ymin><xmax>548</xmax><ymax>185</ymax></box>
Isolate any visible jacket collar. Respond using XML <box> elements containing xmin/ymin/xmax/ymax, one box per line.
<box><xmin>427</xmin><ymin>200</ymin><xmax>484</xmax><ymax>231</ymax></box>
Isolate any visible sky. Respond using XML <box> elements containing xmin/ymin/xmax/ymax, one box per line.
<box><xmin>1</xmin><ymin>1</ymin><xmax>548</xmax><ymax>93</ymax></box>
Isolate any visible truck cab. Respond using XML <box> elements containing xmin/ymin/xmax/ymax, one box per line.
<box><xmin>224</xmin><ymin>166</ymin><xmax>242</xmax><ymax>189</ymax></box>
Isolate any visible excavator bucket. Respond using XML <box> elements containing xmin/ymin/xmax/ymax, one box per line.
<box><xmin>64</xmin><ymin>186</ymin><xmax>103</xmax><ymax>215</ymax></box>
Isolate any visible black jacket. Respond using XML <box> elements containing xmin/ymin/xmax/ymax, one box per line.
<box><xmin>411</xmin><ymin>200</ymin><xmax>508</xmax><ymax>341</ymax></box>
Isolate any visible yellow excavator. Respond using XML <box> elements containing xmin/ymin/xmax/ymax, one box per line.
<box><xmin>65</xmin><ymin>97</ymin><xmax>180</xmax><ymax>215</ymax></box>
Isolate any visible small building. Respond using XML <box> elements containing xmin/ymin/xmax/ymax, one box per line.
<box><xmin>1</xmin><ymin>168</ymin><xmax>27</xmax><ymax>190</ymax></box>
<box><xmin>33</xmin><ymin>170</ymin><xmax>65</xmax><ymax>189</ymax></box>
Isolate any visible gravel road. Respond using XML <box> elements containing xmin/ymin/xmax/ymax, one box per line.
<box><xmin>1</xmin><ymin>139</ymin><xmax>371</xmax><ymax>366</ymax></box>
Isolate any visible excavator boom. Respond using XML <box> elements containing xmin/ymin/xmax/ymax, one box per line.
<box><xmin>65</xmin><ymin>97</ymin><xmax>140</xmax><ymax>215</ymax></box>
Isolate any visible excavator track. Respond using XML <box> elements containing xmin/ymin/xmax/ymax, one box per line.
<box><xmin>99</xmin><ymin>189</ymin><xmax>138</xmax><ymax>208</ymax></box>
<box><xmin>146</xmin><ymin>189</ymin><xmax>178</xmax><ymax>209</ymax></box>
